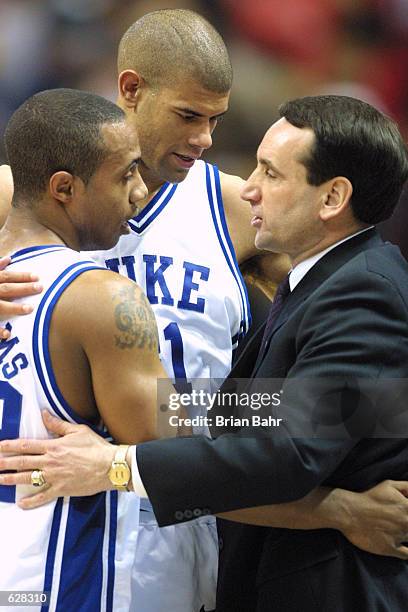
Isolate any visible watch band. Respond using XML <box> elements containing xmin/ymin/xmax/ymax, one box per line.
<box><xmin>110</xmin><ymin>444</ymin><xmax>131</xmax><ymax>491</ymax></box>
<box><xmin>115</xmin><ymin>445</ymin><xmax>129</xmax><ymax>465</ymax></box>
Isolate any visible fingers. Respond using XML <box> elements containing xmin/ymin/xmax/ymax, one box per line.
<box><xmin>0</xmin><ymin>470</ymin><xmax>56</xmax><ymax>509</ymax></box>
<box><xmin>395</xmin><ymin>545</ymin><xmax>408</xmax><ymax>559</ymax></box>
<box><xmin>0</xmin><ymin>256</ymin><xmax>11</xmax><ymax>271</ymax></box>
<box><xmin>0</xmin><ymin>301</ymin><xmax>35</xmax><ymax>318</ymax></box>
<box><xmin>0</xmin><ymin>326</ymin><xmax>11</xmax><ymax>339</ymax></box>
<box><xmin>0</xmin><ymin>412</ymin><xmax>89</xmax><ymax>450</ymax></box>
<box><xmin>0</xmin><ymin>471</ymin><xmax>32</xmax><ymax>486</ymax></box>
<box><xmin>0</xmin><ymin>453</ymin><xmax>46</xmax><ymax>472</ymax></box>
<box><xmin>18</xmin><ymin>487</ymin><xmax>57</xmax><ymax>510</ymax></box>
<box><xmin>0</xmin><ymin>270</ymin><xmax>39</xmax><ymax>283</ymax></box>
<box><xmin>0</xmin><ymin>272</ymin><xmax>43</xmax><ymax>321</ymax></box>
<box><xmin>0</xmin><ymin>435</ymin><xmax>48</xmax><ymax>455</ymax></box>
<box><xmin>0</xmin><ymin>281</ymin><xmax>43</xmax><ymax>300</ymax></box>
<box><xmin>386</xmin><ymin>480</ymin><xmax>408</xmax><ymax>497</ymax></box>
<box><xmin>42</xmin><ymin>410</ymin><xmax>81</xmax><ymax>436</ymax></box>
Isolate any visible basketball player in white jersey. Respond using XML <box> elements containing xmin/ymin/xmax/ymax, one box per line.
<box><xmin>1</xmin><ymin>10</ymin><xmax>408</xmax><ymax>612</ymax></box>
<box><xmin>0</xmin><ymin>88</ymin><xmax>169</xmax><ymax>611</ymax></box>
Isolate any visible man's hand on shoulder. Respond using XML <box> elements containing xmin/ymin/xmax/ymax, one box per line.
<box><xmin>0</xmin><ymin>256</ymin><xmax>43</xmax><ymax>337</ymax></box>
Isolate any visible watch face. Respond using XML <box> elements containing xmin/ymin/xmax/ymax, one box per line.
<box><xmin>110</xmin><ymin>462</ymin><xmax>130</xmax><ymax>485</ymax></box>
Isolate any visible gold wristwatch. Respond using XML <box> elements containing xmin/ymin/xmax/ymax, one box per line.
<box><xmin>108</xmin><ymin>445</ymin><xmax>131</xmax><ymax>491</ymax></box>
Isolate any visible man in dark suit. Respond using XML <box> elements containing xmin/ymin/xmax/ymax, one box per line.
<box><xmin>2</xmin><ymin>95</ymin><xmax>408</xmax><ymax>610</ymax></box>
<box><xmin>133</xmin><ymin>95</ymin><xmax>408</xmax><ymax>611</ymax></box>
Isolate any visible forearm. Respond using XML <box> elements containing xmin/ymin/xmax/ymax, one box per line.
<box><xmin>218</xmin><ymin>486</ymin><xmax>356</xmax><ymax>531</ymax></box>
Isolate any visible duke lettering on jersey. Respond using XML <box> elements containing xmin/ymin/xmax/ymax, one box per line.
<box><xmin>105</xmin><ymin>254</ymin><xmax>210</xmax><ymax>313</ymax></box>
<box><xmin>87</xmin><ymin>161</ymin><xmax>251</xmax><ymax>387</ymax></box>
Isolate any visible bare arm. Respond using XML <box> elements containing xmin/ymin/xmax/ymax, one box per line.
<box><xmin>51</xmin><ymin>269</ymin><xmax>172</xmax><ymax>444</ymax></box>
<box><xmin>218</xmin><ymin>481</ymin><xmax>408</xmax><ymax>559</ymax></box>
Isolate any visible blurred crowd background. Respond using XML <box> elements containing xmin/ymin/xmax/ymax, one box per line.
<box><xmin>0</xmin><ymin>0</ymin><xmax>407</xmax><ymax>255</ymax></box>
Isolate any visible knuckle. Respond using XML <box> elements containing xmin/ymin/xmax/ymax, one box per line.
<box><xmin>0</xmin><ymin>283</ymin><xmax>10</xmax><ymax>296</ymax></box>
<box><xmin>48</xmin><ymin>449</ymin><xmax>63</xmax><ymax>466</ymax></box>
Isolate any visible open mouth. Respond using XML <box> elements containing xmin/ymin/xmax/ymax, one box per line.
<box><xmin>173</xmin><ymin>153</ymin><xmax>197</xmax><ymax>168</ymax></box>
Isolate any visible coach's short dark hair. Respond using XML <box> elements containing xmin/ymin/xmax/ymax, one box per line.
<box><xmin>4</xmin><ymin>88</ymin><xmax>125</xmax><ymax>204</ymax></box>
<box><xmin>279</xmin><ymin>95</ymin><xmax>408</xmax><ymax>224</ymax></box>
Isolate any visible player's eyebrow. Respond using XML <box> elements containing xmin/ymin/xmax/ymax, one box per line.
<box><xmin>175</xmin><ymin>107</ymin><xmax>228</xmax><ymax>120</ymax></box>
<box><xmin>126</xmin><ymin>158</ymin><xmax>141</xmax><ymax>171</ymax></box>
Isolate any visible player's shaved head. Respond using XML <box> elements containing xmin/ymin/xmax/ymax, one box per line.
<box><xmin>117</xmin><ymin>9</ymin><xmax>232</xmax><ymax>93</ymax></box>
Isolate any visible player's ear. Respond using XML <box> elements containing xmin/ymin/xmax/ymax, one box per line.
<box><xmin>118</xmin><ymin>70</ymin><xmax>145</xmax><ymax>110</ymax></box>
<box><xmin>49</xmin><ymin>171</ymin><xmax>76</xmax><ymax>205</ymax></box>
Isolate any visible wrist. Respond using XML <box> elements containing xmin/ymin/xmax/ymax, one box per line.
<box><xmin>324</xmin><ymin>488</ymin><xmax>358</xmax><ymax>532</ymax></box>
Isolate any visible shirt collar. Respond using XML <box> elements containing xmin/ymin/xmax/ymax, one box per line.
<box><xmin>289</xmin><ymin>226</ymin><xmax>375</xmax><ymax>292</ymax></box>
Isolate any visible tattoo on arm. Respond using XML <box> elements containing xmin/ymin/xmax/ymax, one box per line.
<box><xmin>113</xmin><ymin>286</ymin><xmax>158</xmax><ymax>350</ymax></box>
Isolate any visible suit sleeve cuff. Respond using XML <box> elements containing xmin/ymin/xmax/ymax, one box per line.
<box><xmin>130</xmin><ymin>445</ymin><xmax>148</xmax><ymax>497</ymax></box>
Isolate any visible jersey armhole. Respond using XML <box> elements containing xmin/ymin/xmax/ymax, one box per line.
<box><xmin>205</xmin><ymin>162</ymin><xmax>252</xmax><ymax>339</ymax></box>
<box><xmin>32</xmin><ymin>261</ymin><xmax>111</xmax><ymax>438</ymax></box>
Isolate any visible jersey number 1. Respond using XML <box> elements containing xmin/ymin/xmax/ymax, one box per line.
<box><xmin>163</xmin><ymin>322</ymin><xmax>192</xmax><ymax>394</ymax></box>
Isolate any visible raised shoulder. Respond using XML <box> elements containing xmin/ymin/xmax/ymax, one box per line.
<box><xmin>0</xmin><ymin>165</ymin><xmax>13</xmax><ymax>227</ymax></box>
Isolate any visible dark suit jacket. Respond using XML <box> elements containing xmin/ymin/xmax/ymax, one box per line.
<box><xmin>137</xmin><ymin>229</ymin><xmax>408</xmax><ymax>611</ymax></box>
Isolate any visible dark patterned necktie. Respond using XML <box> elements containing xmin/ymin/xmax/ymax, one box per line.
<box><xmin>261</xmin><ymin>274</ymin><xmax>291</xmax><ymax>348</ymax></box>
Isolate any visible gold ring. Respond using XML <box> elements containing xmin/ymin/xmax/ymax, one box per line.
<box><xmin>31</xmin><ymin>469</ymin><xmax>46</xmax><ymax>487</ymax></box>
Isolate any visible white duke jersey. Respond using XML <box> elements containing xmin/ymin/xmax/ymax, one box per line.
<box><xmin>0</xmin><ymin>245</ymin><xmax>140</xmax><ymax>612</ymax></box>
<box><xmin>88</xmin><ymin>161</ymin><xmax>251</xmax><ymax>394</ymax></box>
